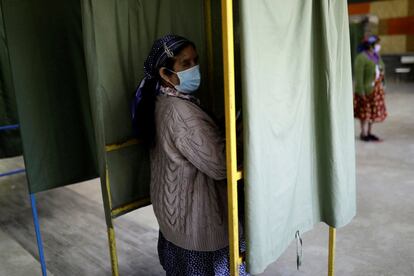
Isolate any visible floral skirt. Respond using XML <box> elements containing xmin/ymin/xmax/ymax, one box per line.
<box><xmin>158</xmin><ymin>232</ymin><xmax>249</xmax><ymax>276</ymax></box>
<box><xmin>354</xmin><ymin>79</ymin><xmax>387</xmax><ymax>122</ymax></box>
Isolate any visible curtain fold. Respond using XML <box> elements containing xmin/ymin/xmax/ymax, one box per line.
<box><xmin>0</xmin><ymin>3</ymin><xmax>22</xmax><ymax>158</ymax></box>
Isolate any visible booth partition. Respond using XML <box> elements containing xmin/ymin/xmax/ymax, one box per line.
<box><xmin>0</xmin><ymin>1</ymin><xmax>355</xmax><ymax>275</ymax></box>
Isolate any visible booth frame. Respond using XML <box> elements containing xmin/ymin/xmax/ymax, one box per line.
<box><xmin>101</xmin><ymin>1</ymin><xmax>337</xmax><ymax>276</ymax></box>
<box><xmin>1</xmin><ymin>1</ymin><xmax>339</xmax><ymax>275</ymax></box>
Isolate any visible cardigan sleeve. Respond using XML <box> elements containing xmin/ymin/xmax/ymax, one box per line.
<box><xmin>354</xmin><ymin>53</ymin><xmax>365</xmax><ymax>94</ymax></box>
<box><xmin>169</xmin><ymin>100</ymin><xmax>227</xmax><ymax>181</ymax></box>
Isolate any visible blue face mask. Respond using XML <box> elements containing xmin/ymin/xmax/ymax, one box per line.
<box><xmin>167</xmin><ymin>65</ymin><xmax>201</xmax><ymax>94</ymax></box>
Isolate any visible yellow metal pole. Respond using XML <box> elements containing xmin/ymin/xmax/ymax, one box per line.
<box><xmin>105</xmin><ymin>138</ymin><xmax>141</xmax><ymax>152</ymax></box>
<box><xmin>105</xmin><ymin>166</ymin><xmax>119</xmax><ymax>276</ymax></box>
<box><xmin>328</xmin><ymin>227</ymin><xmax>336</xmax><ymax>276</ymax></box>
<box><xmin>108</xmin><ymin>226</ymin><xmax>119</xmax><ymax>276</ymax></box>
<box><xmin>111</xmin><ymin>198</ymin><xmax>151</xmax><ymax>218</ymax></box>
<box><xmin>221</xmin><ymin>0</ymin><xmax>240</xmax><ymax>275</ymax></box>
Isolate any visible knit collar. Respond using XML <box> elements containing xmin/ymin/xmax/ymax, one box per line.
<box><xmin>159</xmin><ymin>86</ymin><xmax>200</xmax><ymax>105</ymax></box>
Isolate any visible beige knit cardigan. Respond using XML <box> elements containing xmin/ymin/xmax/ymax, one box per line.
<box><xmin>150</xmin><ymin>93</ymin><xmax>229</xmax><ymax>251</ymax></box>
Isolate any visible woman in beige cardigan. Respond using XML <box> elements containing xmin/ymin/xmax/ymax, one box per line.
<box><xmin>132</xmin><ymin>35</ymin><xmax>248</xmax><ymax>276</ymax></box>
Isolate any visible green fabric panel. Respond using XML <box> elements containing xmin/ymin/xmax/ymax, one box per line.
<box><xmin>80</xmin><ymin>0</ymin><xmax>216</xmax><ymax>210</ymax></box>
<box><xmin>0</xmin><ymin>4</ymin><xmax>22</xmax><ymax>158</ymax></box>
<box><xmin>106</xmin><ymin>146</ymin><xmax>150</xmax><ymax>209</ymax></box>
<box><xmin>240</xmin><ymin>1</ymin><xmax>356</xmax><ymax>274</ymax></box>
<box><xmin>204</xmin><ymin>0</ymin><xmax>241</xmax><ymax>118</ymax></box>
<box><xmin>205</xmin><ymin>0</ymin><xmax>226</xmax><ymax>117</ymax></box>
<box><xmin>349</xmin><ymin>22</ymin><xmax>364</xmax><ymax>74</ymax></box>
<box><xmin>1</xmin><ymin>0</ymin><xmax>98</xmax><ymax>193</ymax></box>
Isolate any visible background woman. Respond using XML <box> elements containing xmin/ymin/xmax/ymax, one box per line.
<box><xmin>354</xmin><ymin>35</ymin><xmax>387</xmax><ymax>142</ymax></box>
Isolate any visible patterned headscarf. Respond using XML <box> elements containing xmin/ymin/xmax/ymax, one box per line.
<box><xmin>357</xmin><ymin>35</ymin><xmax>380</xmax><ymax>53</ymax></box>
<box><xmin>131</xmin><ymin>35</ymin><xmax>192</xmax><ymax>131</ymax></box>
<box><xmin>143</xmin><ymin>34</ymin><xmax>191</xmax><ymax>79</ymax></box>
<box><xmin>357</xmin><ymin>35</ymin><xmax>380</xmax><ymax>63</ymax></box>
<box><xmin>367</xmin><ymin>35</ymin><xmax>380</xmax><ymax>46</ymax></box>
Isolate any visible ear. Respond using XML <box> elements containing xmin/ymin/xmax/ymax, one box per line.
<box><xmin>159</xmin><ymin>67</ymin><xmax>170</xmax><ymax>83</ymax></box>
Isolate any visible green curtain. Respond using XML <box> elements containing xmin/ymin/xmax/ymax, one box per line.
<box><xmin>2</xmin><ymin>0</ymin><xmax>222</xmax><ymax>207</ymax></box>
<box><xmin>239</xmin><ymin>0</ymin><xmax>356</xmax><ymax>274</ymax></box>
<box><xmin>1</xmin><ymin>0</ymin><xmax>98</xmax><ymax>193</ymax></box>
<box><xmin>0</xmin><ymin>4</ymin><xmax>22</xmax><ymax>158</ymax></box>
<box><xmin>349</xmin><ymin>21</ymin><xmax>365</xmax><ymax>74</ymax></box>
<box><xmin>80</xmin><ymin>0</ymin><xmax>221</xmax><ymax>212</ymax></box>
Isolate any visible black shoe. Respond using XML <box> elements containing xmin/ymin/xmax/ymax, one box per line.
<box><xmin>368</xmin><ymin>134</ymin><xmax>382</xmax><ymax>142</ymax></box>
<box><xmin>360</xmin><ymin>134</ymin><xmax>370</xmax><ymax>142</ymax></box>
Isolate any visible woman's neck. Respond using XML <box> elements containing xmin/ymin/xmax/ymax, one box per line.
<box><xmin>159</xmin><ymin>86</ymin><xmax>200</xmax><ymax>105</ymax></box>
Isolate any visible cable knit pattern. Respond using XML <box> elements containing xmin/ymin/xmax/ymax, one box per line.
<box><xmin>151</xmin><ymin>93</ymin><xmax>228</xmax><ymax>251</ymax></box>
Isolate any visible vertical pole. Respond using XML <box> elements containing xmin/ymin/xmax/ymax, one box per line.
<box><xmin>328</xmin><ymin>227</ymin><xmax>336</xmax><ymax>276</ymax></box>
<box><xmin>108</xmin><ymin>226</ymin><xmax>119</xmax><ymax>276</ymax></box>
<box><xmin>30</xmin><ymin>194</ymin><xmax>47</xmax><ymax>276</ymax></box>
<box><xmin>104</xmin><ymin>166</ymin><xmax>119</xmax><ymax>276</ymax></box>
<box><xmin>221</xmin><ymin>0</ymin><xmax>240</xmax><ymax>275</ymax></box>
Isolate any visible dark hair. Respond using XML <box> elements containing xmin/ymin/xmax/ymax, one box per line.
<box><xmin>133</xmin><ymin>41</ymin><xmax>195</xmax><ymax>147</ymax></box>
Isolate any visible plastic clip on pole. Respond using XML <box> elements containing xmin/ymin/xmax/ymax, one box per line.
<box><xmin>295</xmin><ymin>230</ymin><xmax>303</xmax><ymax>270</ymax></box>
